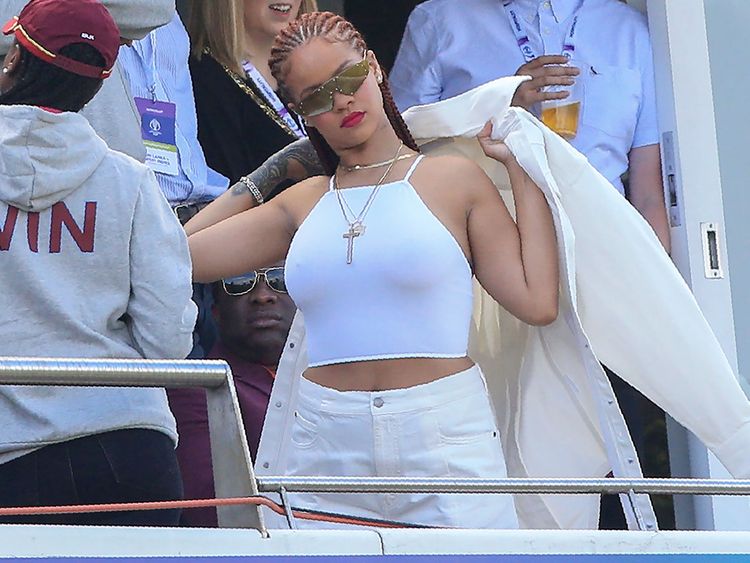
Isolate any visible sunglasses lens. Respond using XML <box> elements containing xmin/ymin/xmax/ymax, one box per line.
<box><xmin>334</xmin><ymin>73</ymin><xmax>369</xmax><ymax>100</ymax></box>
<box><xmin>336</xmin><ymin>60</ymin><xmax>370</xmax><ymax>94</ymax></box>
<box><xmin>265</xmin><ymin>268</ymin><xmax>288</xmax><ymax>293</ymax></box>
<box><xmin>297</xmin><ymin>59</ymin><xmax>370</xmax><ymax>117</ymax></box>
<box><xmin>299</xmin><ymin>87</ymin><xmax>334</xmax><ymax>117</ymax></box>
<box><xmin>223</xmin><ymin>273</ymin><xmax>256</xmax><ymax>295</ymax></box>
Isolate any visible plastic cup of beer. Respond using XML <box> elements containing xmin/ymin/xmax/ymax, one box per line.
<box><xmin>540</xmin><ymin>62</ymin><xmax>583</xmax><ymax>140</ymax></box>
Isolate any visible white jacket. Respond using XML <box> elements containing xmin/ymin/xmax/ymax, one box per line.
<box><xmin>255</xmin><ymin>77</ymin><xmax>750</xmax><ymax>530</ymax></box>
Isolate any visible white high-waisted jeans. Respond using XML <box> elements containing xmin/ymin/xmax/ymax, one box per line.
<box><xmin>286</xmin><ymin>364</ymin><xmax>519</xmax><ymax>529</ymax></box>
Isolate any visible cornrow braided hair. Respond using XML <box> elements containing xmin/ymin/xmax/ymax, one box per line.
<box><xmin>269</xmin><ymin>11</ymin><xmax>419</xmax><ymax>176</ymax></box>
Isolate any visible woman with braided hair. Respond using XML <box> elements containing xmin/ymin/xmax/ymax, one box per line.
<box><xmin>188</xmin><ymin>11</ymin><xmax>559</xmax><ymax>528</ymax></box>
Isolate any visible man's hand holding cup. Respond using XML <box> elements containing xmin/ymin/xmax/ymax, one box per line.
<box><xmin>511</xmin><ymin>55</ymin><xmax>583</xmax><ymax>140</ymax></box>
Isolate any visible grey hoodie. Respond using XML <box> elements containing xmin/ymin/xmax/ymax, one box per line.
<box><xmin>0</xmin><ymin>106</ymin><xmax>197</xmax><ymax>462</ymax></box>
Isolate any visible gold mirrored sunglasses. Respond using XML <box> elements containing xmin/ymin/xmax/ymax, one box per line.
<box><xmin>295</xmin><ymin>58</ymin><xmax>371</xmax><ymax>117</ymax></box>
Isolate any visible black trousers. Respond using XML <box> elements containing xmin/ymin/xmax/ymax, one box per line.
<box><xmin>0</xmin><ymin>428</ymin><xmax>183</xmax><ymax>526</ymax></box>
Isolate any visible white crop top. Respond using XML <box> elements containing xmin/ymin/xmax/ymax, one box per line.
<box><xmin>285</xmin><ymin>156</ymin><xmax>474</xmax><ymax>367</ymax></box>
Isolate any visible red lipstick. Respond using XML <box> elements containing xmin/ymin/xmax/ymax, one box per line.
<box><xmin>341</xmin><ymin>111</ymin><xmax>365</xmax><ymax>128</ymax></box>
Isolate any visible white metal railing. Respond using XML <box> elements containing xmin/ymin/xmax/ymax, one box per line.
<box><xmin>258</xmin><ymin>476</ymin><xmax>750</xmax><ymax>530</ymax></box>
<box><xmin>256</xmin><ymin>476</ymin><xmax>750</xmax><ymax>496</ymax></box>
<box><xmin>0</xmin><ymin>357</ymin><xmax>228</xmax><ymax>387</ymax></box>
<box><xmin>0</xmin><ymin>357</ymin><xmax>266</xmax><ymax>535</ymax></box>
<box><xmin>3</xmin><ymin>357</ymin><xmax>750</xmax><ymax>534</ymax></box>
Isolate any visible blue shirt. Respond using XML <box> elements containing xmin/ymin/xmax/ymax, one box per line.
<box><xmin>118</xmin><ymin>14</ymin><xmax>228</xmax><ymax>205</ymax></box>
<box><xmin>390</xmin><ymin>0</ymin><xmax>659</xmax><ymax>193</ymax></box>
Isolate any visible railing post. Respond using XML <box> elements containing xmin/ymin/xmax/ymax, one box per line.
<box><xmin>205</xmin><ymin>367</ymin><xmax>266</xmax><ymax>534</ymax></box>
<box><xmin>0</xmin><ymin>358</ymin><xmax>266</xmax><ymax>534</ymax></box>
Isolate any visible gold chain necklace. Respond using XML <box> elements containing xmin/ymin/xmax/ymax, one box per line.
<box><xmin>205</xmin><ymin>48</ymin><xmax>298</xmax><ymax>139</ymax></box>
<box><xmin>339</xmin><ymin>151</ymin><xmax>416</xmax><ymax>172</ymax></box>
<box><xmin>334</xmin><ymin>142</ymin><xmax>404</xmax><ymax>264</ymax></box>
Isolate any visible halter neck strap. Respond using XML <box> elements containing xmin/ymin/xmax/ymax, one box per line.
<box><xmin>403</xmin><ymin>154</ymin><xmax>425</xmax><ymax>183</ymax></box>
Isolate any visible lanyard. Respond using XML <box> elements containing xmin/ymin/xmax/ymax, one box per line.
<box><xmin>148</xmin><ymin>33</ymin><xmax>159</xmax><ymax>101</ymax></box>
<box><xmin>502</xmin><ymin>0</ymin><xmax>581</xmax><ymax>62</ymax></box>
<box><xmin>242</xmin><ymin>60</ymin><xmax>306</xmax><ymax>139</ymax></box>
<box><xmin>128</xmin><ymin>31</ymin><xmax>161</xmax><ymax>102</ymax></box>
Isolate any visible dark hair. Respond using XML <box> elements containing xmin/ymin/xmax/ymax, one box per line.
<box><xmin>269</xmin><ymin>11</ymin><xmax>419</xmax><ymax>176</ymax></box>
<box><xmin>0</xmin><ymin>42</ymin><xmax>106</xmax><ymax>112</ymax></box>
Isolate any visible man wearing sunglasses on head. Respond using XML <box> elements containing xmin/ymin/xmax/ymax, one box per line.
<box><xmin>167</xmin><ymin>262</ymin><xmax>295</xmax><ymax>528</ymax></box>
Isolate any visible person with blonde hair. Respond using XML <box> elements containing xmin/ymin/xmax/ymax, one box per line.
<box><xmin>189</xmin><ymin>0</ymin><xmax>320</xmax><ymax>189</ymax></box>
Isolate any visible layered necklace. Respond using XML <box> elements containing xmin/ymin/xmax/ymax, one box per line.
<box><xmin>334</xmin><ymin>142</ymin><xmax>405</xmax><ymax>264</ymax></box>
<box><xmin>338</xmin><ymin>150</ymin><xmax>416</xmax><ymax>173</ymax></box>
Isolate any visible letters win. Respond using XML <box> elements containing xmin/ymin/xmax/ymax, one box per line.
<box><xmin>0</xmin><ymin>202</ymin><xmax>97</xmax><ymax>253</ymax></box>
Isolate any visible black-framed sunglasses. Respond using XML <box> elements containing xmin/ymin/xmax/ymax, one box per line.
<box><xmin>295</xmin><ymin>58</ymin><xmax>371</xmax><ymax>117</ymax></box>
<box><xmin>221</xmin><ymin>267</ymin><xmax>287</xmax><ymax>296</ymax></box>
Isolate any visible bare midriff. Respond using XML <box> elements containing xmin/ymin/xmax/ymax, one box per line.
<box><xmin>302</xmin><ymin>356</ymin><xmax>474</xmax><ymax>392</ymax></box>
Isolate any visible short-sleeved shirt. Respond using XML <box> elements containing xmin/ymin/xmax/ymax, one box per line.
<box><xmin>390</xmin><ymin>0</ymin><xmax>659</xmax><ymax>193</ymax></box>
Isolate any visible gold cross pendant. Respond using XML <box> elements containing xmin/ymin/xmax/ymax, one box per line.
<box><xmin>342</xmin><ymin>222</ymin><xmax>366</xmax><ymax>264</ymax></box>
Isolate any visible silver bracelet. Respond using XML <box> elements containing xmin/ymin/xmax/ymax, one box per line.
<box><xmin>239</xmin><ymin>176</ymin><xmax>264</xmax><ymax>205</ymax></box>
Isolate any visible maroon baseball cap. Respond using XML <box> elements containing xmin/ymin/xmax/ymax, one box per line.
<box><xmin>2</xmin><ymin>0</ymin><xmax>120</xmax><ymax>79</ymax></box>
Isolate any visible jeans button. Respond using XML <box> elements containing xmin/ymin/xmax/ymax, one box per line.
<box><xmin>373</xmin><ymin>397</ymin><xmax>384</xmax><ymax>408</ymax></box>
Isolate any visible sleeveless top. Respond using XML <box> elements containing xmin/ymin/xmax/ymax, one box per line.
<box><xmin>285</xmin><ymin>156</ymin><xmax>474</xmax><ymax>367</ymax></box>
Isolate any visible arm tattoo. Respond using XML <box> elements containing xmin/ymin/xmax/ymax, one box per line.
<box><xmin>234</xmin><ymin>138</ymin><xmax>325</xmax><ymax>198</ymax></box>
<box><xmin>284</xmin><ymin>137</ymin><xmax>327</xmax><ymax>178</ymax></box>
<box><xmin>231</xmin><ymin>182</ymin><xmax>249</xmax><ymax>196</ymax></box>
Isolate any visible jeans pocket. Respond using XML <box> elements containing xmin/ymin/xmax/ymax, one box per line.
<box><xmin>440</xmin><ymin>427</ymin><xmax>509</xmax><ymax>480</ymax></box>
<box><xmin>291</xmin><ymin>410</ymin><xmax>319</xmax><ymax>449</ymax></box>
<box><xmin>439</xmin><ymin>427</ymin><xmax>499</xmax><ymax>445</ymax></box>
<box><xmin>436</xmin><ymin>392</ymin><xmax>499</xmax><ymax>445</ymax></box>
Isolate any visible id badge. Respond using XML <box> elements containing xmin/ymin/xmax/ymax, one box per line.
<box><xmin>134</xmin><ymin>97</ymin><xmax>179</xmax><ymax>176</ymax></box>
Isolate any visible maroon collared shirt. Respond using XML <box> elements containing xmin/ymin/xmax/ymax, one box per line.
<box><xmin>167</xmin><ymin>342</ymin><xmax>274</xmax><ymax>527</ymax></box>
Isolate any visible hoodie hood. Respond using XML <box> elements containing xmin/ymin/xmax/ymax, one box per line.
<box><xmin>0</xmin><ymin>105</ymin><xmax>110</xmax><ymax>211</ymax></box>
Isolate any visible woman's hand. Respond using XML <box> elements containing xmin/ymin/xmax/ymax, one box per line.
<box><xmin>477</xmin><ymin>121</ymin><xmax>516</xmax><ymax>166</ymax></box>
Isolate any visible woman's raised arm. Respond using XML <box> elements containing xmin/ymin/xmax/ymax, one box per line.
<box><xmin>184</xmin><ymin>138</ymin><xmax>324</xmax><ymax>236</ymax></box>
<box><xmin>466</xmin><ymin>123</ymin><xmax>559</xmax><ymax>326</ymax></box>
<box><xmin>188</xmin><ymin>178</ymin><xmax>319</xmax><ymax>283</ymax></box>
